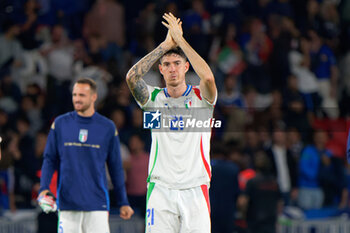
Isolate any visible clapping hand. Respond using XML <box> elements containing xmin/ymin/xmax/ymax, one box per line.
<box><xmin>162</xmin><ymin>13</ymin><xmax>183</xmax><ymax>44</ymax></box>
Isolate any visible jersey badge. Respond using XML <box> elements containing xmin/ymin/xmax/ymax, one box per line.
<box><xmin>184</xmin><ymin>98</ymin><xmax>192</xmax><ymax>109</ymax></box>
<box><xmin>79</xmin><ymin>129</ymin><xmax>88</xmax><ymax>143</ymax></box>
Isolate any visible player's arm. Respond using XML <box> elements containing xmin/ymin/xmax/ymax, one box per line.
<box><xmin>107</xmin><ymin>127</ymin><xmax>134</xmax><ymax>219</ymax></box>
<box><xmin>38</xmin><ymin>122</ymin><xmax>59</xmax><ymax>213</ymax></box>
<box><xmin>162</xmin><ymin>13</ymin><xmax>217</xmax><ymax>104</ymax></box>
<box><xmin>39</xmin><ymin>123</ymin><xmax>59</xmax><ymax>193</ymax></box>
<box><xmin>126</xmin><ymin>31</ymin><xmax>176</xmax><ymax>106</ymax></box>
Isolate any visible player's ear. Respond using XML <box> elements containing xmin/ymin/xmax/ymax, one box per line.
<box><xmin>184</xmin><ymin>61</ymin><xmax>189</xmax><ymax>73</ymax></box>
<box><xmin>159</xmin><ymin>64</ymin><xmax>164</xmax><ymax>75</ymax></box>
<box><xmin>92</xmin><ymin>92</ymin><xmax>98</xmax><ymax>102</ymax></box>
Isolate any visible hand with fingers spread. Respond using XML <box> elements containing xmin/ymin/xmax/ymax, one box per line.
<box><xmin>162</xmin><ymin>13</ymin><xmax>183</xmax><ymax>44</ymax></box>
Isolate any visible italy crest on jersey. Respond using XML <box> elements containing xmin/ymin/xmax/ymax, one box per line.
<box><xmin>79</xmin><ymin>129</ymin><xmax>88</xmax><ymax>143</ymax></box>
<box><xmin>184</xmin><ymin>98</ymin><xmax>192</xmax><ymax>109</ymax></box>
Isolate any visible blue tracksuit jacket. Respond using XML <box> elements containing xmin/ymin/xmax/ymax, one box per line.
<box><xmin>40</xmin><ymin>111</ymin><xmax>129</xmax><ymax>211</ymax></box>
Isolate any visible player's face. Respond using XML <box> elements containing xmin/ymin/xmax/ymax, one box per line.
<box><xmin>159</xmin><ymin>54</ymin><xmax>189</xmax><ymax>87</ymax></box>
<box><xmin>72</xmin><ymin>83</ymin><xmax>97</xmax><ymax>113</ymax></box>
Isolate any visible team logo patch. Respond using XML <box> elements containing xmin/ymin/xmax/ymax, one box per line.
<box><xmin>184</xmin><ymin>98</ymin><xmax>192</xmax><ymax>109</ymax></box>
<box><xmin>143</xmin><ymin>110</ymin><xmax>161</xmax><ymax>129</ymax></box>
<box><xmin>79</xmin><ymin>129</ymin><xmax>88</xmax><ymax>143</ymax></box>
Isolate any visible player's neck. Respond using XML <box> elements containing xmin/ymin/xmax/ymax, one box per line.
<box><xmin>77</xmin><ymin>108</ymin><xmax>95</xmax><ymax>117</ymax></box>
<box><xmin>166</xmin><ymin>83</ymin><xmax>187</xmax><ymax>98</ymax></box>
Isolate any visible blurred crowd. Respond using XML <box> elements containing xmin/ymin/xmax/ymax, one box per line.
<box><xmin>1</xmin><ymin>0</ymin><xmax>350</xmax><ymax>231</ymax></box>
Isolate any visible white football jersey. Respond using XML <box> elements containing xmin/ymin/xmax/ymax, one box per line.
<box><xmin>139</xmin><ymin>84</ymin><xmax>217</xmax><ymax>189</ymax></box>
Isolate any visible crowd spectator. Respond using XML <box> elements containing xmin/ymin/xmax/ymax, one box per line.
<box><xmin>237</xmin><ymin>150</ymin><xmax>283</xmax><ymax>233</ymax></box>
<box><xmin>268</xmin><ymin>16</ymin><xmax>299</xmax><ymax>90</ymax></box>
<box><xmin>240</xmin><ymin>18</ymin><xmax>273</xmax><ymax>94</ymax></box>
<box><xmin>0</xmin><ymin>73</ymin><xmax>22</xmax><ymax>114</ymax></box>
<box><xmin>319</xmin><ymin>138</ymin><xmax>348</xmax><ymax>208</ymax></box>
<box><xmin>289</xmin><ymin>36</ymin><xmax>321</xmax><ymax>114</ymax></box>
<box><xmin>242</xmin><ymin>126</ymin><xmax>263</xmax><ymax>168</ymax></box>
<box><xmin>0</xmin><ymin>138</ymin><xmax>16</xmax><ymax>213</ymax></box>
<box><xmin>319</xmin><ymin>1</ymin><xmax>340</xmax><ymax>49</ymax></box>
<box><xmin>286</xmin><ymin>127</ymin><xmax>304</xmax><ymax>160</ymax></box>
<box><xmin>210</xmin><ymin>143</ymin><xmax>240</xmax><ymax>233</ymax></box>
<box><xmin>266</xmin><ymin>126</ymin><xmax>298</xmax><ymax>206</ymax></box>
<box><xmin>302</xmin><ymin>0</ymin><xmax>322</xmax><ymax>34</ymax></box>
<box><xmin>50</xmin><ymin>0</ymin><xmax>93</xmax><ymax>39</ymax></box>
<box><xmin>268</xmin><ymin>0</ymin><xmax>294</xmax><ymax>18</ymax></box>
<box><xmin>125</xmin><ymin>134</ymin><xmax>149</xmax><ymax>217</ymax></box>
<box><xmin>217</xmin><ymin>74</ymin><xmax>247</xmax><ymax>143</ymax></box>
<box><xmin>209</xmin><ymin>23</ymin><xmax>245</xmax><ymax>91</ymax></box>
<box><xmin>242</xmin><ymin>0</ymin><xmax>274</xmax><ymax>23</ymax></box>
<box><xmin>182</xmin><ymin>0</ymin><xmax>211</xmax><ymax>60</ymax></box>
<box><xmin>297</xmin><ymin>130</ymin><xmax>327</xmax><ymax>210</ymax></box>
<box><xmin>207</xmin><ymin>0</ymin><xmax>242</xmax><ymax>26</ymax></box>
<box><xmin>40</xmin><ymin>24</ymin><xmax>74</xmax><ymax>114</ymax></box>
<box><xmin>308</xmin><ymin>29</ymin><xmax>339</xmax><ymax>118</ymax></box>
<box><xmin>283</xmin><ymin>75</ymin><xmax>312</xmax><ymax>136</ymax></box>
<box><xmin>17</xmin><ymin>0</ymin><xmax>42</xmax><ymax>50</ymax></box>
<box><xmin>83</xmin><ymin>0</ymin><xmax>126</xmax><ymax>47</ymax></box>
<box><xmin>0</xmin><ymin>20</ymin><xmax>23</xmax><ymax>76</ymax></box>
<box><xmin>12</xmin><ymin>116</ymin><xmax>39</xmax><ymax>208</ymax></box>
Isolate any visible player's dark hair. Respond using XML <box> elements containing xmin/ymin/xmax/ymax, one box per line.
<box><xmin>254</xmin><ymin>150</ymin><xmax>272</xmax><ymax>175</ymax></box>
<box><xmin>160</xmin><ymin>47</ymin><xmax>187</xmax><ymax>63</ymax></box>
<box><xmin>76</xmin><ymin>78</ymin><xmax>97</xmax><ymax>93</ymax></box>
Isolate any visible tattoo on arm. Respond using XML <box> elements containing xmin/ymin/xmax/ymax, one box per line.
<box><xmin>126</xmin><ymin>45</ymin><xmax>168</xmax><ymax>105</ymax></box>
<box><xmin>127</xmin><ymin>68</ymin><xmax>149</xmax><ymax>105</ymax></box>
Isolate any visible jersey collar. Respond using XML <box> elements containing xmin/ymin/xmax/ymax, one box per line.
<box><xmin>164</xmin><ymin>85</ymin><xmax>192</xmax><ymax>98</ymax></box>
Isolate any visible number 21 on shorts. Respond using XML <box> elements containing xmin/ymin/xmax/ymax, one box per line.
<box><xmin>146</xmin><ymin>208</ymin><xmax>155</xmax><ymax>226</ymax></box>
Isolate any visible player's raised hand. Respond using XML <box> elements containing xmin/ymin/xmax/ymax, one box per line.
<box><xmin>119</xmin><ymin>205</ymin><xmax>134</xmax><ymax>220</ymax></box>
<box><xmin>162</xmin><ymin>13</ymin><xmax>183</xmax><ymax>44</ymax></box>
<box><xmin>163</xmin><ymin>30</ymin><xmax>177</xmax><ymax>50</ymax></box>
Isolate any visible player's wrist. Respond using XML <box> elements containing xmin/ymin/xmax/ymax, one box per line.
<box><xmin>160</xmin><ymin>41</ymin><xmax>174</xmax><ymax>51</ymax></box>
<box><xmin>38</xmin><ymin>188</ymin><xmax>49</xmax><ymax>196</ymax></box>
<box><xmin>173</xmin><ymin>37</ymin><xmax>185</xmax><ymax>47</ymax></box>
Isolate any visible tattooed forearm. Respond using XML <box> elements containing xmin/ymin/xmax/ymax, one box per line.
<box><xmin>127</xmin><ymin>72</ymin><xmax>149</xmax><ymax>105</ymax></box>
<box><xmin>126</xmin><ymin>44</ymin><xmax>168</xmax><ymax>105</ymax></box>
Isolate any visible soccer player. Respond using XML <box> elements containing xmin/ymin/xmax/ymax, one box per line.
<box><xmin>126</xmin><ymin>13</ymin><xmax>217</xmax><ymax>233</ymax></box>
<box><xmin>38</xmin><ymin>78</ymin><xmax>134</xmax><ymax>233</ymax></box>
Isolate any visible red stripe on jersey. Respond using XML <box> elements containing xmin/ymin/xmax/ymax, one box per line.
<box><xmin>200</xmin><ymin>136</ymin><xmax>211</xmax><ymax>179</ymax></box>
<box><xmin>193</xmin><ymin>87</ymin><xmax>202</xmax><ymax>100</ymax></box>
<box><xmin>201</xmin><ymin>184</ymin><xmax>211</xmax><ymax>214</ymax></box>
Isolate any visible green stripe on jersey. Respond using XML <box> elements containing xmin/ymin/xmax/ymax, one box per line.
<box><xmin>151</xmin><ymin>88</ymin><xmax>162</xmax><ymax>102</ymax></box>
<box><xmin>147</xmin><ymin>139</ymin><xmax>158</xmax><ymax>183</ymax></box>
<box><xmin>146</xmin><ymin>182</ymin><xmax>155</xmax><ymax>204</ymax></box>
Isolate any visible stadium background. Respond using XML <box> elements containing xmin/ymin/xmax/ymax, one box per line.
<box><xmin>1</xmin><ymin>0</ymin><xmax>350</xmax><ymax>232</ymax></box>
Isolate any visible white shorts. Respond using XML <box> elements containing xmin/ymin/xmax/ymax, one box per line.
<box><xmin>145</xmin><ymin>183</ymin><xmax>211</xmax><ymax>233</ymax></box>
<box><xmin>58</xmin><ymin>210</ymin><xmax>110</xmax><ymax>233</ymax></box>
